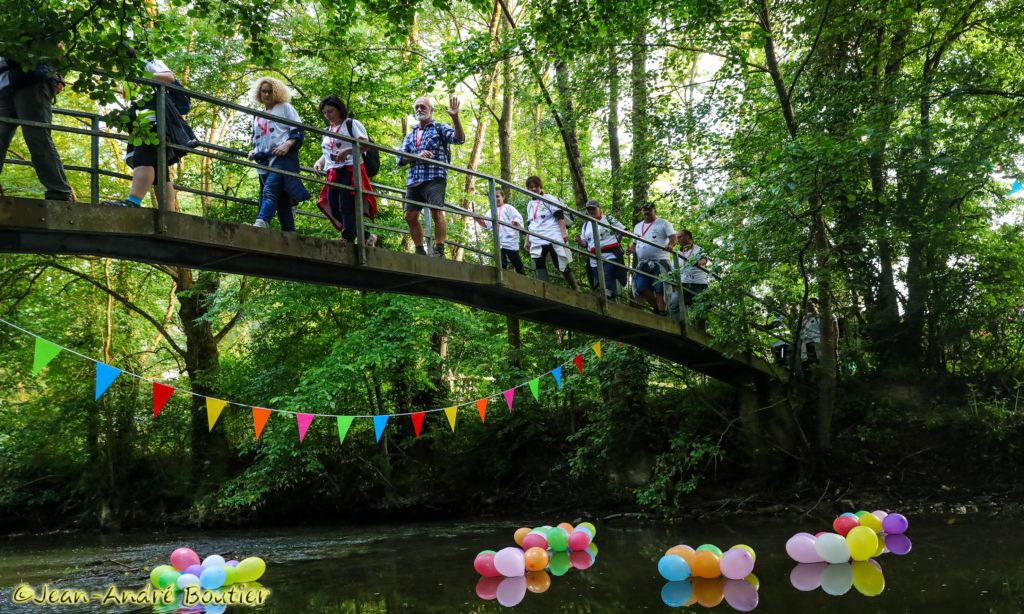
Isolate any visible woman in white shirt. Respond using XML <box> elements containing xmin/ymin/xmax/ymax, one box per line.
<box><xmin>312</xmin><ymin>95</ymin><xmax>375</xmax><ymax>246</ymax></box>
<box><xmin>247</xmin><ymin>77</ymin><xmax>309</xmax><ymax>231</ymax></box>
<box><xmin>523</xmin><ymin>175</ymin><xmax>578</xmax><ymax>290</ymax></box>
<box><xmin>474</xmin><ymin>189</ymin><xmax>525</xmax><ymax>273</ymax></box>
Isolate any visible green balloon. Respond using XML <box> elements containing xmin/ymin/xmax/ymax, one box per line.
<box><xmin>696</xmin><ymin>544</ymin><xmax>723</xmax><ymax>557</ymax></box>
<box><xmin>158</xmin><ymin>570</ymin><xmax>180</xmax><ymax>589</ymax></box>
<box><xmin>548</xmin><ymin>551</ymin><xmax>571</xmax><ymax>576</ymax></box>
<box><xmin>150</xmin><ymin>565</ymin><xmax>175</xmax><ymax>588</ymax></box>
<box><xmin>547</xmin><ymin>527</ymin><xmax>569</xmax><ymax>551</ymax></box>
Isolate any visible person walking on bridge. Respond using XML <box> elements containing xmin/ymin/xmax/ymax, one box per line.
<box><xmin>474</xmin><ymin>189</ymin><xmax>524</xmax><ymax>273</ymax></box>
<box><xmin>577</xmin><ymin>200</ymin><xmax>626</xmax><ymax>301</ymax></box>
<box><xmin>396</xmin><ymin>95</ymin><xmax>465</xmax><ymax>258</ymax></box>
<box><xmin>524</xmin><ymin>175</ymin><xmax>578</xmax><ymax>290</ymax></box>
<box><xmin>0</xmin><ymin>54</ymin><xmax>73</xmax><ymax>201</ymax></box>
<box><xmin>669</xmin><ymin>229</ymin><xmax>710</xmax><ymax>324</ymax></box>
<box><xmin>628</xmin><ymin>202</ymin><xmax>675</xmax><ymax>315</ymax></box>
<box><xmin>246</xmin><ymin>77</ymin><xmax>309</xmax><ymax>231</ymax></box>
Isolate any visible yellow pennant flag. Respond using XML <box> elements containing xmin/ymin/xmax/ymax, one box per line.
<box><xmin>444</xmin><ymin>406</ymin><xmax>458</xmax><ymax>432</ymax></box>
<box><xmin>206</xmin><ymin>398</ymin><xmax>227</xmax><ymax>431</ymax></box>
<box><xmin>592</xmin><ymin>341</ymin><xmax>602</xmax><ymax>358</ymax></box>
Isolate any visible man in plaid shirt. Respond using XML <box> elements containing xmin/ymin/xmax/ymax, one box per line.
<box><xmin>396</xmin><ymin>95</ymin><xmax>465</xmax><ymax>258</ymax></box>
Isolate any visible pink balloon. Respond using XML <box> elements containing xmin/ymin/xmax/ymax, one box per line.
<box><xmin>723</xmin><ymin>578</ymin><xmax>759</xmax><ymax>612</ymax></box>
<box><xmin>474</xmin><ymin>553</ymin><xmax>501</xmax><ymax>577</ymax></box>
<box><xmin>496</xmin><ymin>575</ymin><xmax>527</xmax><ymax>607</ymax></box>
<box><xmin>720</xmin><ymin>548</ymin><xmax>755</xmax><ymax>580</ymax></box>
<box><xmin>493</xmin><ymin>547</ymin><xmax>525</xmax><ymax>577</ymax></box>
<box><xmin>521</xmin><ymin>533</ymin><xmax>548</xmax><ymax>550</ymax></box>
<box><xmin>871</xmin><ymin>510</ymin><xmax>888</xmax><ymax>520</ymax></box>
<box><xmin>568</xmin><ymin>531</ymin><xmax>591</xmax><ymax>551</ymax></box>
<box><xmin>569</xmin><ymin>550</ymin><xmax>594</xmax><ymax>570</ymax></box>
<box><xmin>790</xmin><ymin>562</ymin><xmax>827</xmax><ymax>591</ymax></box>
<box><xmin>786</xmin><ymin>534</ymin><xmax>824</xmax><ymax>563</ymax></box>
<box><xmin>170</xmin><ymin>548</ymin><xmax>201</xmax><ymax>572</ymax></box>
<box><xmin>475</xmin><ymin>576</ymin><xmax>502</xmax><ymax>600</ymax></box>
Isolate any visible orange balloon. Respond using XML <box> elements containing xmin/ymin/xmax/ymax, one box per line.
<box><xmin>514</xmin><ymin>527</ymin><xmax>531</xmax><ymax>547</ymax></box>
<box><xmin>691</xmin><ymin>550</ymin><xmax>721</xmax><ymax>578</ymax></box>
<box><xmin>525</xmin><ymin>571</ymin><xmax>551</xmax><ymax>593</ymax></box>
<box><xmin>524</xmin><ymin>547</ymin><xmax>549</xmax><ymax>572</ymax></box>
<box><xmin>665</xmin><ymin>545</ymin><xmax>696</xmax><ymax>567</ymax></box>
<box><xmin>557</xmin><ymin>522</ymin><xmax>574</xmax><ymax>534</ymax></box>
<box><xmin>693</xmin><ymin>578</ymin><xmax>724</xmax><ymax>607</ymax></box>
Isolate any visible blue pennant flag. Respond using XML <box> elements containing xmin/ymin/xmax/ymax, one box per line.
<box><xmin>551</xmin><ymin>366</ymin><xmax>562</xmax><ymax>389</ymax></box>
<box><xmin>95</xmin><ymin>363</ymin><xmax>122</xmax><ymax>400</ymax></box>
<box><xmin>373</xmin><ymin>415</ymin><xmax>389</xmax><ymax>443</ymax></box>
<box><xmin>1011</xmin><ymin>179</ymin><xmax>1023</xmax><ymax>196</ymax></box>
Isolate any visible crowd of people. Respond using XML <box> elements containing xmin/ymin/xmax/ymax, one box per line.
<box><xmin>0</xmin><ymin>55</ymin><xmax>713</xmax><ymax>318</ymax></box>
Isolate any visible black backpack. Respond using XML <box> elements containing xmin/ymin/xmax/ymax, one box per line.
<box><xmin>347</xmin><ymin>118</ymin><xmax>379</xmax><ymax>177</ymax></box>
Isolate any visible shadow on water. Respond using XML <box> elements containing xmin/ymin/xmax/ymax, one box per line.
<box><xmin>1</xmin><ymin>515</ymin><xmax>1023</xmax><ymax>612</ymax></box>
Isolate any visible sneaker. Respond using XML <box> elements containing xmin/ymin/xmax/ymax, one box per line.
<box><xmin>252</xmin><ymin>219</ymin><xmax>270</xmax><ymax>229</ymax></box>
<box><xmin>434</xmin><ymin>244</ymin><xmax>446</xmax><ymax>259</ymax></box>
<box><xmin>415</xmin><ymin>245</ymin><xmax>427</xmax><ymax>255</ymax></box>
<box><xmin>100</xmin><ymin>198</ymin><xmax>140</xmax><ymax>208</ymax></box>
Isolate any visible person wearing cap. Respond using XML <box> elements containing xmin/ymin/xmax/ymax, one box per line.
<box><xmin>474</xmin><ymin>189</ymin><xmax>524</xmax><ymax>274</ymax></box>
<box><xmin>577</xmin><ymin>200</ymin><xmax>627</xmax><ymax>300</ymax></box>
<box><xmin>627</xmin><ymin>202</ymin><xmax>675</xmax><ymax>315</ymax></box>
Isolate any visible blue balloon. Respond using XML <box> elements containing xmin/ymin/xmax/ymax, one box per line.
<box><xmin>199</xmin><ymin>566</ymin><xmax>226</xmax><ymax>590</ymax></box>
<box><xmin>661</xmin><ymin>581</ymin><xmax>693</xmax><ymax>607</ymax></box>
<box><xmin>658</xmin><ymin>554</ymin><xmax>691</xmax><ymax>581</ymax></box>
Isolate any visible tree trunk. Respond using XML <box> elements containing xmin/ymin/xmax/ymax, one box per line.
<box><xmin>629</xmin><ymin>24</ymin><xmax>650</xmax><ymax>219</ymax></box>
<box><xmin>554</xmin><ymin>60</ymin><xmax>587</xmax><ymax>208</ymax></box>
<box><xmin>607</xmin><ymin>45</ymin><xmax>623</xmax><ymax>216</ymax></box>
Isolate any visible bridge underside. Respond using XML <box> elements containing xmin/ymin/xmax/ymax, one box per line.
<box><xmin>0</xmin><ymin>198</ymin><xmax>782</xmax><ymax>385</ymax></box>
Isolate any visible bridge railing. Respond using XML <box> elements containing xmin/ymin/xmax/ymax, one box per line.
<box><xmin>1</xmin><ymin>75</ymin><xmax>790</xmax><ymax>359</ymax></box>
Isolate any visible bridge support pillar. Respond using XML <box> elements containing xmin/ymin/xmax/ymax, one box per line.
<box><xmin>737</xmin><ymin>377</ymin><xmax>793</xmax><ymax>474</ymax></box>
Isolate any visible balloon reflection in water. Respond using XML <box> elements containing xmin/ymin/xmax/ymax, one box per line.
<box><xmin>474</xmin><ymin>543</ymin><xmax>598</xmax><ymax>607</ymax></box>
<box><xmin>790</xmin><ymin>560</ymin><xmax>886</xmax><ymax>597</ymax></box>
<box><xmin>661</xmin><ymin>576</ymin><xmax>760</xmax><ymax>611</ymax></box>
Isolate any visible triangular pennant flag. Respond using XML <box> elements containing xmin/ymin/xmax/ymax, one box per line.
<box><xmin>95</xmin><ymin>363</ymin><xmax>121</xmax><ymax>400</ymax></box>
<box><xmin>444</xmin><ymin>406</ymin><xmax>458</xmax><ymax>432</ymax></box>
<box><xmin>1012</xmin><ymin>179</ymin><xmax>1023</xmax><ymax>195</ymax></box>
<box><xmin>296</xmin><ymin>413</ymin><xmax>314</xmax><ymax>444</ymax></box>
<box><xmin>592</xmin><ymin>341</ymin><xmax>602</xmax><ymax>358</ymax></box>
<box><xmin>32</xmin><ymin>337</ymin><xmax>62</xmax><ymax>376</ymax></box>
<box><xmin>503</xmin><ymin>388</ymin><xmax>515</xmax><ymax>412</ymax></box>
<box><xmin>206</xmin><ymin>398</ymin><xmax>227</xmax><ymax>431</ymax></box>
<box><xmin>153</xmin><ymin>382</ymin><xmax>175</xmax><ymax>418</ymax></box>
<box><xmin>528</xmin><ymin>378</ymin><xmax>540</xmax><ymax>400</ymax></box>
<box><xmin>252</xmin><ymin>408</ymin><xmax>272</xmax><ymax>439</ymax></box>
<box><xmin>475</xmin><ymin>398</ymin><xmax>488</xmax><ymax>423</ymax></box>
<box><xmin>373</xmin><ymin>415</ymin><xmax>389</xmax><ymax>443</ymax></box>
<box><xmin>410</xmin><ymin>412</ymin><xmax>425</xmax><ymax>438</ymax></box>
<box><xmin>337</xmin><ymin>416</ymin><xmax>354</xmax><ymax>445</ymax></box>
<box><xmin>573</xmin><ymin>354</ymin><xmax>584</xmax><ymax>374</ymax></box>
<box><xmin>551</xmin><ymin>366</ymin><xmax>562</xmax><ymax>389</ymax></box>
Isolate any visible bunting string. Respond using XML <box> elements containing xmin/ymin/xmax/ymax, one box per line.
<box><xmin>0</xmin><ymin>315</ymin><xmax>606</xmax><ymax>443</ymax></box>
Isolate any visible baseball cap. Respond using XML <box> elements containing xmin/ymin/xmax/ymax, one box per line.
<box><xmin>584</xmin><ymin>200</ymin><xmax>601</xmax><ymax>209</ymax></box>
<box><xmin>641</xmin><ymin>202</ymin><xmax>656</xmax><ymax>210</ymax></box>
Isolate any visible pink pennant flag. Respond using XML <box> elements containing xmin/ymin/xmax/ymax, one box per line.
<box><xmin>573</xmin><ymin>354</ymin><xmax>584</xmax><ymax>374</ymax></box>
<box><xmin>411</xmin><ymin>412</ymin><xmax>425</xmax><ymax>438</ymax></box>
<box><xmin>503</xmin><ymin>388</ymin><xmax>515</xmax><ymax>412</ymax></box>
<box><xmin>153</xmin><ymin>382</ymin><xmax>175</xmax><ymax>418</ymax></box>
<box><xmin>296</xmin><ymin>413</ymin><xmax>314</xmax><ymax>445</ymax></box>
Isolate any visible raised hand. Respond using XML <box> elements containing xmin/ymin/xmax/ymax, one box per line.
<box><xmin>446</xmin><ymin>96</ymin><xmax>460</xmax><ymax>119</ymax></box>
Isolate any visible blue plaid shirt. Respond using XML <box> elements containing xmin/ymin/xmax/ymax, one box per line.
<box><xmin>396</xmin><ymin>121</ymin><xmax>464</xmax><ymax>186</ymax></box>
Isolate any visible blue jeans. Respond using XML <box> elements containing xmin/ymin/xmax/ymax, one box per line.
<box><xmin>256</xmin><ymin>171</ymin><xmax>295</xmax><ymax>231</ymax></box>
<box><xmin>588</xmin><ymin>260</ymin><xmax>625</xmax><ymax>299</ymax></box>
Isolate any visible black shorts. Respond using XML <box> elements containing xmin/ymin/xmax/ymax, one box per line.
<box><xmin>404</xmin><ymin>178</ymin><xmax>447</xmax><ymax>213</ymax></box>
<box><xmin>125</xmin><ymin>143</ymin><xmax>180</xmax><ymax>170</ymax></box>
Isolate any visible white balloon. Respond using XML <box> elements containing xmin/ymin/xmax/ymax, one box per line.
<box><xmin>176</xmin><ymin>573</ymin><xmax>200</xmax><ymax>589</ymax></box>
<box><xmin>820</xmin><ymin>563</ymin><xmax>853</xmax><ymax>596</ymax></box>
<box><xmin>814</xmin><ymin>532</ymin><xmax>851</xmax><ymax>564</ymax></box>
<box><xmin>202</xmin><ymin>554</ymin><xmax>227</xmax><ymax>568</ymax></box>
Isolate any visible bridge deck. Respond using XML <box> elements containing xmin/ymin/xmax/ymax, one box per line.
<box><xmin>0</xmin><ymin>197</ymin><xmax>783</xmax><ymax>385</ymax></box>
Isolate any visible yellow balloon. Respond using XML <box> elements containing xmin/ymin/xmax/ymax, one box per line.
<box><xmin>744</xmin><ymin>573</ymin><xmax>760</xmax><ymax>591</ymax></box>
<box><xmin>234</xmin><ymin>557</ymin><xmax>266</xmax><ymax>583</ymax></box>
<box><xmin>514</xmin><ymin>527</ymin><xmax>531</xmax><ymax>547</ymax></box>
<box><xmin>732</xmin><ymin>544</ymin><xmax>756</xmax><ymax>562</ymax></box>
<box><xmin>223</xmin><ymin>565</ymin><xmax>237</xmax><ymax>586</ymax></box>
<box><xmin>858</xmin><ymin>513</ymin><xmax>883</xmax><ymax>533</ymax></box>
<box><xmin>851</xmin><ymin>561</ymin><xmax>885</xmax><ymax>596</ymax></box>
<box><xmin>872</xmin><ymin>539</ymin><xmax>886</xmax><ymax>558</ymax></box>
<box><xmin>846</xmin><ymin>527</ymin><xmax>879</xmax><ymax>562</ymax></box>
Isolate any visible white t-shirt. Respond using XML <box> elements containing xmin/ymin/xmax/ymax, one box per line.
<box><xmin>677</xmin><ymin>244</ymin><xmax>709</xmax><ymax>284</ymax></box>
<box><xmin>633</xmin><ymin>217</ymin><xmax>675</xmax><ymax>262</ymax></box>
<box><xmin>144</xmin><ymin>59</ymin><xmax>171</xmax><ymax>75</ymax></box>
<box><xmin>580</xmin><ymin>214</ymin><xmax>625</xmax><ymax>266</ymax></box>
<box><xmin>320</xmin><ymin>119</ymin><xmax>367</xmax><ymax>171</ymax></box>
<box><xmin>253</xmin><ymin>103</ymin><xmax>301</xmax><ymax>157</ymax></box>
<box><xmin>482</xmin><ymin>204</ymin><xmax>524</xmax><ymax>251</ymax></box>
<box><xmin>526</xmin><ymin>195</ymin><xmax>567</xmax><ymax>246</ymax></box>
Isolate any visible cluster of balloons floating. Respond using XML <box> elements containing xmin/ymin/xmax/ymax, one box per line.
<box><xmin>790</xmin><ymin>560</ymin><xmax>886</xmax><ymax>597</ymax></box>
<box><xmin>148</xmin><ymin>547</ymin><xmax>267</xmax><ymax>591</ymax></box>
<box><xmin>474</xmin><ymin>521</ymin><xmax>599</xmax><ymax>607</ymax></box>
<box><xmin>786</xmin><ymin>510</ymin><xmax>911</xmax><ymax>565</ymax></box>
<box><xmin>657</xmin><ymin>544</ymin><xmax>759</xmax><ymax>611</ymax></box>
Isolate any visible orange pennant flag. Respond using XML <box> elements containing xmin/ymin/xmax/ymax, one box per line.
<box><xmin>475</xmin><ymin>398</ymin><xmax>488</xmax><ymax>423</ymax></box>
<box><xmin>252</xmin><ymin>408</ymin><xmax>272</xmax><ymax>439</ymax></box>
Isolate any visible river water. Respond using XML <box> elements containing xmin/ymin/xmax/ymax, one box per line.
<box><xmin>1</xmin><ymin>515</ymin><xmax>1021</xmax><ymax>612</ymax></box>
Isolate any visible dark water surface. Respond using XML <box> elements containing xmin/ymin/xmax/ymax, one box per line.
<box><xmin>1</xmin><ymin>515</ymin><xmax>1022</xmax><ymax>612</ymax></box>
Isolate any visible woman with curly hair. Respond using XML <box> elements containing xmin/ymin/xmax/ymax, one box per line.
<box><xmin>247</xmin><ymin>77</ymin><xmax>309</xmax><ymax>230</ymax></box>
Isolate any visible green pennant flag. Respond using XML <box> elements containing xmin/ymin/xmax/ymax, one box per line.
<box><xmin>32</xmin><ymin>337</ymin><xmax>62</xmax><ymax>376</ymax></box>
<box><xmin>337</xmin><ymin>416</ymin><xmax>354</xmax><ymax>445</ymax></box>
<box><xmin>528</xmin><ymin>378</ymin><xmax>540</xmax><ymax>400</ymax></box>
